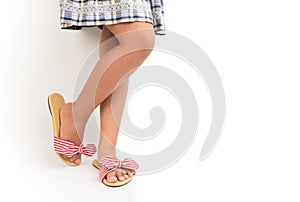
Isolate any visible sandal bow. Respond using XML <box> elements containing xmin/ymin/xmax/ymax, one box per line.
<box><xmin>99</xmin><ymin>155</ymin><xmax>139</xmax><ymax>181</ymax></box>
<box><xmin>54</xmin><ymin>136</ymin><xmax>97</xmax><ymax>158</ymax></box>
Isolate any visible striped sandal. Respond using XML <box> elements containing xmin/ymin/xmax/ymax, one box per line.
<box><xmin>92</xmin><ymin>156</ymin><xmax>139</xmax><ymax>187</ymax></box>
<box><xmin>48</xmin><ymin>93</ymin><xmax>96</xmax><ymax>166</ymax></box>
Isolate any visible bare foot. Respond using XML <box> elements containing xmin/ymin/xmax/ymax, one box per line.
<box><xmin>60</xmin><ymin>102</ymin><xmax>84</xmax><ymax>165</ymax></box>
<box><xmin>98</xmin><ymin>152</ymin><xmax>134</xmax><ymax>183</ymax></box>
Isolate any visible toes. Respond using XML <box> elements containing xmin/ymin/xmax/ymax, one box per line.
<box><xmin>105</xmin><ymin>169</ymin><xmax>129</xmax><ymax>183</ymax></box>
<box><xmin>65</xmin><ymin>155</ymin><xmax>74</xmax><ymax>162</ymax></box>
<box><xmin>116</xmin><ymin>170</ymin><xmax>125</xmax><ymax>181</ymax></box>
<box><xmin>68</xmin><ymin>154</ymin><xmax>81</xmax><ymax>165</ymax></box>
<box><xmin>74</xmin><ymin>158</ymin><xmax>81</xmax><ymax>165</ymax></box>
<box><xmin>123</xmin><ymin>168</ymin><xmax>133</xmax><ymax>177</ymax></box>
<box><xmin>122</xmin><ymin>170</ymin><xmax>129</xmax><ymax>179</ymax></box>
<box><xmin>127</xmin><ymin>171</ymin><xmax>134</xmax><ymax>177</ymax></box>
<box><xmin>106</xmin><ymin>171</ymin><xmax>118</xmax><ymax>183</ymax></box>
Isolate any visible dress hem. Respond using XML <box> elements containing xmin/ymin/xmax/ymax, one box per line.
<box><xmin>60</xmin><ymin>18</ymin><xmax>166</xmax><ymax>35</ymax></box>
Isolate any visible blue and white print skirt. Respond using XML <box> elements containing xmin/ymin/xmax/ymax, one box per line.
<box><xmin>59</xmin><ymin>0</ymin><xmax>166</xmax><ymax>35</ymax></box>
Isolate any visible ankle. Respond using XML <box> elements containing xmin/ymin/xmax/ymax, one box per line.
<box><xmin>98</xmin><ymin>148</ymin><xmax>116</xmax><ymax>159</ymax></box>
<box><xmin>72</xmin><ymin>101</ymin><xmax>92</xmax><ymax>125</ymax></box>
<box><xmin>65</xmin><ymin>101</ymin><xmax>90</xmax><ymax>126</ymax></box>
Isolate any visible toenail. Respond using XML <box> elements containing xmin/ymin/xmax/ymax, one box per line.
<box><xmin>110</xmin><ymin>176</ymin><xmax>117</xmax><ymax>182</ymax></box>
<box><xmin>74</xmin><ymin>159</ymin><xmax>81</xmax><ymax>164</ymax></box>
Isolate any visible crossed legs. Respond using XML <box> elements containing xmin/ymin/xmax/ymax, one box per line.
<box><xmin>58</xmin><ymin>22</ymin><xmax>155</xmax><ymax>182</ymax></box>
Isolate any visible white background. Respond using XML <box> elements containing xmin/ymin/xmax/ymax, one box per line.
<box><xmin>1</xmin><ymin>0</ymin><xmax>300</xmax><ymax>201</ymax></box>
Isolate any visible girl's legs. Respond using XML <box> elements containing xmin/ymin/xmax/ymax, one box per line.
<box><xmin>58</xmin><ymin>26</ymin><xmax>119</xmax><ymax>165</ymax></box>
<box><xmin>98</xmin><ymin>26</ymin><xmax>131</xmax><ymax>182</ymax></box>
<box><xmin>59</xmin><ymin>22</ymin><xmax>154</xmax><ymax>172</ymax></box>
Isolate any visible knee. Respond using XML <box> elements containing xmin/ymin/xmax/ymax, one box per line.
<box><xmin>118</xmin><ymin>28</ymin><xmax>155</xmax><ymax>57</ymax></box>
<box><xmin>136</xmin><ymin>32</ymin><xmax>155</xmax><ymax>59</ymax></box>
<box><xmin>135</xmin><ymin>30</ymin><xmax>155</xmax><ymax>51</ymax></box>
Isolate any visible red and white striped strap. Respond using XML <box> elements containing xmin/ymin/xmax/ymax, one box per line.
<box><xmin>99</xmin><ymin>155</ymin><xmax>139</xmax><ymax>181</ymax></box>
<box><xmin>54</xmin><ymin>136</ymin><xmax>97</xmax><ymax>158</ymax></box>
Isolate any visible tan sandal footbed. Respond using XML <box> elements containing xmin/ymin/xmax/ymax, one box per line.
<box><xmin>48</xmin><ymin>93</ymin><xmax>79</xmax><ymax>166</ymax></box>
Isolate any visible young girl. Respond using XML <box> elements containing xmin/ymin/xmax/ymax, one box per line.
<box><xmin>48</xmin><ymin>0</ymin><xmax>166</xmax><ymax>187</ymax></box>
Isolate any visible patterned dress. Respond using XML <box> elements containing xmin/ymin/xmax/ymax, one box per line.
<box><xmin>59</xmin><ymin>0</ymin><xmax>166</xmax><ymax>35</ymax></box>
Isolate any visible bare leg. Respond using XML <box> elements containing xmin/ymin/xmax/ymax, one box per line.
<box><xmin>74</xmin><ymin>22</ymin><xmax>154</xmax><ymax>121</ymax></box>
<box><xmin>98</xmin><ymin>26</ymin><xmax>127</xmax><ymax>158</ymax></box>
<box><xmin>99</xmin><ymin>81</ymin><xmax>131</xmax><ymax>182</ymax></box>
<box><xmin>58</xmin><ymin>26</ymin><xmax>119</xmax><ymax>164</ymax></box>
<box><xmin>59</xmin><ymin>22</ymin><xmax>155</xmax><ymax>165</ymax></box>
<box><xmin>98</xmin><ymin>26</ymin><xmax>131</xmax><ymax>182</ymax></box>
